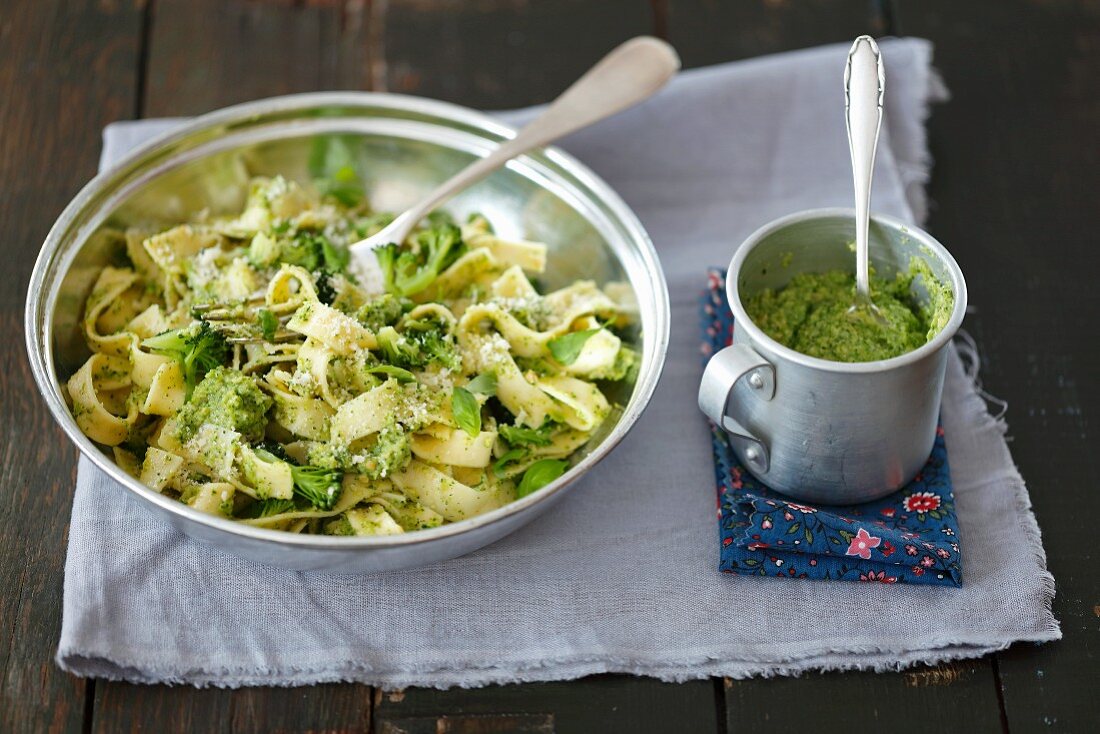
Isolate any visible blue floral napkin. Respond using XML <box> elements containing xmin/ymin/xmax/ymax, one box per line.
<box><xmin>701</xmin><ymin>268</ymin><xmax>962</xmax><ymax>586</ymax></box>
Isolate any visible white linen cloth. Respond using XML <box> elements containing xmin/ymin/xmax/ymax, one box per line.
<box><xmin>59</xmin><ymin>38</ymin><xmax>1060</xmax><ymax>688</ymax></box>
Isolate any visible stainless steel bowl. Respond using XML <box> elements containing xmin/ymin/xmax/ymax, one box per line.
<box><xmin>24</xmin><ymin>92</ymin><xmax>669</xmax><ymax>573</ymax></box>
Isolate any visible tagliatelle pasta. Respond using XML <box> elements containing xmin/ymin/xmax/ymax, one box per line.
<box><xmin>66</xmin><ymin>174</ymin><xmax>638</xmax><ymax>536</ymax></box>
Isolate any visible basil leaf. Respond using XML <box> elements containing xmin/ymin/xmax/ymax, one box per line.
<box><xmin>257</xmin><ymin>308</ymin><xmax>278</xmax><ymax>342</ymax></box>
<box><xmin>321</xmin><ymin>236</ymin><xmax>351</xmax><ymax>274</ymax></box>
<box><xmin>499</xmin><ymin>423</ymin><xmax>554</xmax><ymax>448</ymax></box>
<box><xmin>516</xmin><ymin>459</ymin><xmax>568</xmax><ymax>498</ymax></box>
<box><xmin>451</xmin><ymin>386</ymin><xmax>481</xmax><ymax>437</ymax></box>
<box><xmin>367</xmin><ymin>365</ymin><xmax>416</xmax><ymax>383</ymax></box>
<box><xmin>492</xmin><ymin>448</ymin><xmax>526</xmax><ymax>478</ymax></box>
<box><xmin>547</xmin><ymin>327</ymin><xmax>601</xmax><ymax>365</ymax></box>
<box><xmin>465</xmin><ymin>372</ymin><xmax>497</xmax><ymax>396</ymax></box>
<box><xmin>308</xmin><ymin>136</ymin><xmax>364</xmax><ymax>207</ymax></box>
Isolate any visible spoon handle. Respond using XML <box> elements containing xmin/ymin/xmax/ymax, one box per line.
<box><xmin>388</xmin><ymin>37</ymin><xmax>680</xmax><ymax>242</ymax></box>
<box><xmin>845</xmin><ymin>35</ymin><xmax>885</xmax><ymax>299</ymax></box>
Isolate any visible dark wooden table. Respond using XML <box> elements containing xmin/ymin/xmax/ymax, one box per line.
<box><xmin>2</xmin><ymin>1</ymin><xmax>1097</xmax><ymax>731</ymax></box>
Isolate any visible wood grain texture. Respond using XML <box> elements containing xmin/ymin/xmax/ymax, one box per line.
<box><xmin>374</xmin><ymin>0</ymin><xmax>653</xmax><ymax>108</ymax></box>
<box><xmin>723</xmin><ymin>661</ymin><xmax>1004</xmax><ymax>732</ymax></box>
<box><xmin>667</xmin><ymin>0</ymin><xmax>887</xmax><ymax>69</ymax></box>
<box><xmin>93</xmin><ymin>683</ymin><xmax>372</xmax><ymax>733</ymax></box>
<box><xmin>898</xmin><ymin>1</ymin><xmax>1100</xmax><ymax>732</ymax></box>
<box><xmin>143</xmin><ymin>0</ymin><xmax>371</xmax><ymax>117</ymax></box>
<box><xmin>372</xmin><ymin>675</ymin><xmax>719</xmax><ymax>734</ymax></box>
<box><xmin>0</xmin><ymin>1</ymin><xmax>146</xmax><ymax>731</ymax></box>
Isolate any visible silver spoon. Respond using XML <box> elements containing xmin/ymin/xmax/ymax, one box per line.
<box><xmin>349</xmin><ymin>37</ymin><xmax>680</xmax><ymax>273</ymax></box>
<box><xmin>844</xmin><ymin>35</ymin><xmax>887</xmax><ymax>322</ymax></box>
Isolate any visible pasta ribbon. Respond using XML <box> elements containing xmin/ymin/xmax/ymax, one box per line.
<box><xmin>390</xmin><ymin>459</ymin><xmax>510</xmax><ymax>522</ymax></box>
<box><xmin>288</xmin><ymin>301</ymin><xmax>377</xmax><ymax>354</ymax></box>
<box><xmin>410</xmin><ymin>428</ymin><xmax>496</xmax><ymax>468</ymax></box>
<box><xmin>83</xmin><ymin>267</ymin><xmax>138</xmax><ymax>356</ymax></box>
<box><xmin>142</xmin><ymin>361</ymin><xmax>186</xmax><ymax>416</ymax></box>
<box><xmin>67</xmin><ymin>353</ymin><xmax>135</xmax><ymax>445</ymax></box>
<box><xmin>140</xmin><ymin>447</ymin><xmax>185</xmax><ymax>491</ymax></box>
<box><xmin>331</xmin><ymin>380</ymin><xmax>399</xmax><ymax>445</ymax></box>
<box><xmin>466</xmin><ymin>232</ymin><xmax>547</xmax><ymax>273</ymax></box>
<box><xmin>266</xmin><ymin>371</ymin><xmax>335</xmax><ymax>441</ymax></box>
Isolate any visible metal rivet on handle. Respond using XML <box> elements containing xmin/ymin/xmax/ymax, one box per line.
<box><xmin>745</xmin><ymin>447</ymin><xmax>759</xmax><ymax>461</ymax></box>
<box><xmin>748</xmin><ymin>372</ymin><xmax>764</xmax><ymax>389</ymax></box>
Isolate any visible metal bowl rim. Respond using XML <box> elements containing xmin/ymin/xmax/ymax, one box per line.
<box><xmin>726</xmin><ymin>207</ymin><xmax>968</xmax><ymax>373</ymax></box>
<box><xmin>24</xmin><ymin>91</ymin><xmax>670</xmax><ymax>551</ymax></box>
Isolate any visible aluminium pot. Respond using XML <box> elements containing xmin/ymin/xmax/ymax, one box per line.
<box><xmin>698</xmin><ymin>208</ymin><xmax>967</xmax><ymax>504</ymax></box>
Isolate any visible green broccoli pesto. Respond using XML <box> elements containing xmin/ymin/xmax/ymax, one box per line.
<box><xmin>592</xmin><ymin>346</ymin><xmax>640</xmax><ymax>382</ymax></box>
<box><xmin>308</xmin><ymin>420</ymin><xmax>411</xmax><ymax>480</ymax></box>
<box><xmin>743</xmin><ymin>258</ymin><xmax>954</xmax><ymax>363</ymax></box>
<box><xmin>174</xmin><ymin>366</ymin><xmax>273</xmax><ymax>442</ymax></box>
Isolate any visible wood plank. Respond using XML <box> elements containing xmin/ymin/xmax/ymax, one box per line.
<box><xmin>897</xmin><ymin>1</ymin><xmax>1100</xmax><ymax>732</ymax></box>
<box><xmin>143</xmin><ymin>0</ymin><xmax>371</xmax><ymax>117</ymax></box>
<box><xmin>90</xmin><ymin>1</ymin><xmax>378</xmax><ymax>730</ymax></box>
<box><xmin>92</xmin><ymin>685</ymin><xmax>234</xmax><ymax>734</ymax></box>
<box><xmin>373</xmin><ymin>675</ymin><xmax>718</xmax><ymax>734</ymax></box>
<box><xmin>229</xmin><ymin>685</ymin><xmax>372</xmax><ymax>732</ymax></box>
<box><xmin>666</xmin><ymin>1</ymin><xmax>1008</xmax><ymax>729</ymax></box>
<box><xmin>667</xmin><ymin>0</ymin><xmax>887</xmax><ymax>69</ymax></box>
<box><xmin>374</xmin><ymin>0</ymin><xmax>653</xmax><ymax>108</ymax></box>
<box><xmin>724</xmin><ymin>661</ymin><xmax>1003</xmax><ymax>732</ymax></box>
<box><xmin>93</xmin><ymin>682</ymin><xmax>372</xmax><ymax>734</ymax></box>
<box><xmin>0</xmin><ymin>1</ymin><xmax>146</xmax><ymax>731</ymax></box>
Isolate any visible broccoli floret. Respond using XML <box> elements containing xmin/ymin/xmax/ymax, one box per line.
<box><xmin>290</xmin><ymin>464</ymin><xmax>343</xmax><ymax>510</ymax></box>
<box><xmin>375</xmin><ymin>325</ymin><xmax>460</xmax><ymax>371</ymax></box>
<box><xmin>284</xmin><ymin>231</ymin><xmax>351</xmax><ymax>273</ymax></box>
<box><xmin>143</xmin><ymin>322</ymin><xmax>228</xmax><ymax>397</ymax></box>
<box><xmin>253</xmin><ymin>498</ymin><xmax>296</xmax><ymax>518</ymax></box>
<box><xmin>374</xmin><ymin>243</ymin><xmax>400</xmax><ymax>294</ymax></box>
<box><xmin>173</xmin><ymin>367</ymin><xmax>273</xmax><ymax>442</ymax></box>
<box><xmin>373</xmin><ymin>220</ymin><xmax>466</xmax><ymax>297</ymax></box>
<box><xmin>415</xmin><ymin>328</ymin><xmax>461</xmax><ymax>371</ymax></box>
<box><xmin>426</xmin><ymin>210</ymin><xmax>456</xmax><ymax>227</ymax></box>
<box><xmin>376</xmin><ymin>326</ymin><xmax>421</xmax><ymax>367</ymax></box>
<box><xmin>355</xmin><ymin>293</ymin><xmax>410</xmax><ymax>332</ymax></box>
<box><xmin>279</xmin><ymin>232</ymin><xmax>322</xmax><ymax>271</ymax></box>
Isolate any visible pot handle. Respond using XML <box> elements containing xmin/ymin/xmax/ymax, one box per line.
<box><xmin>698</xmin><ymin>344</ymin><xmax>775</xmax><ymax>474</ymax></box>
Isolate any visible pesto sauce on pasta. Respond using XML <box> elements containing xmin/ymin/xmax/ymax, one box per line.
<box><xmin>67</xmin><ymin>175</ymin><xmax>638</xmax><ymax>535</ymax></box>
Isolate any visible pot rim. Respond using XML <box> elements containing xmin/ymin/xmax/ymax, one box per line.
<box><xmin>726</xmin><ymin>207</ymin><xmax>968</xmax><ymax>373</ymax></box>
